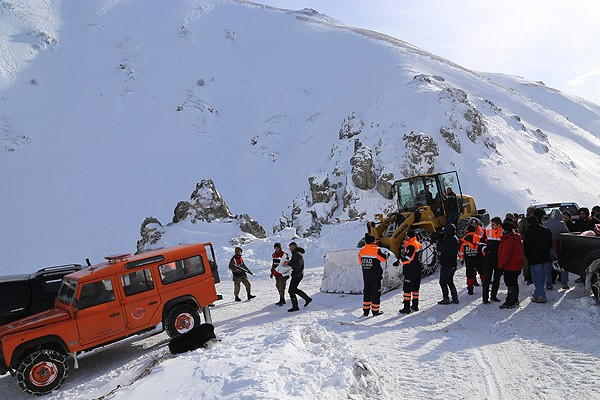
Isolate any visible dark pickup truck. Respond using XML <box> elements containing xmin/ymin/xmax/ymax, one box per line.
<box><xmin>558</xmin><ymin>233</ymin><xmax>600</xmax><ymax>300</ymax></box>
<box><xmin>0</xmin><ymin>265</ymin><xmax>82</xmax><ymax>325</ymax></box>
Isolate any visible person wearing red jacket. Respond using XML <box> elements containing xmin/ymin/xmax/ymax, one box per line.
<box><xmin>498</xmin><ymin>222</ymin><xmax>524</xmax><ymax>309</ymax></box>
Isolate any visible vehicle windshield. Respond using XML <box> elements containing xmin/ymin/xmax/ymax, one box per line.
<box><xmin>57</xmin><ymin>279</ymin><xmax>78</xmax><ymax>305</ymax></box>
<box><xmin>395</xmin><ymin>176</ymin><xmax>427</xmax><ymax>211</ymax></box>
<box><xmin>533</xmin><ymin>203</ymin><xmax>580</xmax><ymax>220</ymax></box>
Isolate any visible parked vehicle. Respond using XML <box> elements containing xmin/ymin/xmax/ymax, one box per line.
<box><xmin>558</xmin><ymin>233</ymin><xmax>600</xmax><ymax>300</ymax></box>
<box><xmin>0</xmin><ymin>265</ymin><xmax>82</xmax><ymax>326</ymax></box>
<box><xmin>0</xmin><ymin>243</ymin><xmax>218</xmax><ymax>395</ymax></box>
<box><xmin>531</xmin><ymin>202</ymin><xmax>580</xmax><ymax>221</ymax></box>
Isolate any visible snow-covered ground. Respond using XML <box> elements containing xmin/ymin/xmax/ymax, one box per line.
<box><xmin>1</xmin><ymin>224</ymin><xmax>599</xmax><ymax>399</ymax></box>
<box><xmin>2</xmin><ymin>243</ymin><xmax>599</xmax><ymax>398</ymax></box>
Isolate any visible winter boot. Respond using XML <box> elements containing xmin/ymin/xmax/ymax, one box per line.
<box><xmin>288</xmin><ymin>298</ymin><xmax>300</xmax><ymax>312</ymax></box>
<box><xmin>235</xmin><ymin>296</ymin><xmax>242</xmax><ymax>302</ymax></box>
<box><xmin>304</xmin><ymin>297</ymin><xmax>312</xmax><ymax>307</ymax></box>
<box><xmin>247</xmin><ymin>292</ymin><xmax>256</xmax><ymax>300</ymax></box>
<box><xmin>372</xmin><ymin>310</ymin><xmax>384</xmax><ymax>316</ymax></box>
<box><xmin>411</xmin><ymin>298</ymin><xmax>419</xmax><ymax>312</ymax></box>
<box><xmin>438</xmin><ymin>298</ymin><xmax>451</xmax><ymax>305</ymax></box>
<box><xmin>363</xmin><ymin>308</ymin><xmax>370</xmax><ymax>317</ymax></box>
<box><xmin>468</xmin><ymin>286</ymin><xmax>474</xmax><ymax>295</ymax></box>
<box><xmin>399</xmin><ymin>300</ymin><xmax>411</xmax><ymax>314</ymax></box>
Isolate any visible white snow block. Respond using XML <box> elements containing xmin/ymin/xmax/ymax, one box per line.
<box><xmin>321</xmin><ymin>249</ymin><xmax>403</xmax><ymax>294</ymax></box>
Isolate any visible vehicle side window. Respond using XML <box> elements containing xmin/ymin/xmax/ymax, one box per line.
<box><xmin>121</xmin><ymin>269</ymin><xmax>154</xmax><ymax>297</ymax></box>
<box><xmin>41</xmin><ymin>279</ymin><xmax>63</xmax><ymax>295</ymax></box>
<box><xmin>78</xmin><ymin>279</ymin><xmax>115</xmax><ymax>309</ymax></box>
<box><xmin>159</xmin><ymin>255</ymin><xmax>205</xmax><ymax>285</ymax></box>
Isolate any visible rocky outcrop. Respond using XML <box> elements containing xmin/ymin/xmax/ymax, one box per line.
<box><xmin>339</xmin><ymin>112</ymin><xmax>364</xmax><ymax>140</ymax></box>
<box><xmin>136</xmin><ymin>217</ymin><xmax>164</xmax><ymax>253</ymax></box>
<box><xmin>350</xmin><ymin>146</ymin><xmax>376</xmax><ymax>190</ymax></box>
<box><xmin>180</xmin><ymin>179</ymin><xmax>235</xmax><ymax>223</ymax></box>
<box><xmin>401</xmin><ymin>131</ymin><xmax>439</xmax><ymax>176</ymax></box>
<box><xmin>376</xmin><ymin>172</ymin><xmax>395</xmax><ymax>199</ymax></box>
<box><xmin>237</xmin><ymin>214</ymin><xmax>267</xmax><ymax>238</ymax></box>
<box><xmin>440</xmin><ymin>126</ymin><xmax>461</xmax><ymax>153</ymax></box>
<box><xmin>308</xmin><ymin>174</ymin><xmax>331</xmax><ymax>203</ymax></box>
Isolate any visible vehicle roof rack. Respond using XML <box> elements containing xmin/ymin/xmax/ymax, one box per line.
<box><xmin>104</xmin><ymin>253</ymin><xmax>131</xmax><ymax>264</ymax></box>
<box><xmin>33</xmin><ymin>264</ymin><xmax>82</xmax><ymax>278</ymax></box>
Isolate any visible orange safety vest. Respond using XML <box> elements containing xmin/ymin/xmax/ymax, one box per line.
<box><xmin>402</xmin><ymin>237</ymin><xmax>423</xmax><ymax>265</ymax></box>
<box><xmin>358</xmin><ymin>243</ymin><xmax>387</xmax><ymax>270</ymax></box>
<box><xmin>459</xmin><ymin>232</ymin><xmax>481</xmax><ymax>262</ymax></box>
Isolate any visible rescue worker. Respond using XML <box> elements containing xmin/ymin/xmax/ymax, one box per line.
<box><xmin>229</xmin><ymin>247</ymin><xmax>256</xmax><ymax>302</ymax></box>
<box><xmin>469</xmin><ymin>217</ymin><xmax>484</xmax><ymax>285</ymax></box>
<box><xmin>498</xmin><ymin>221</ymin><xmax>524</xmax><ymax>309</ymax></box>
<box><xmin>459</xmin><ymin>224</ymin><xmax>484</xmax><ymax>295</ymax></box>
<box><xmin>270</xmin><ymin>242</ymin><xmax>289</xmax><ymax>306</ymax></box>
<box><xmin>394</xmin><ymin>230</ymin><xmax>422</xmax><ymax>314</ymax></box>
<box><xmin>285</xmin><ymin>242</ymin><xmax>312</xmax><ymax>312</ymax></box>
<box><xmin>358</xmin><ymin>233</ymin><xmax>388</xmax><ymax>316</ymax></box>
<box><xmin>482</xmin><ymin>216</ymin><xmax>503</xmax><ymax>304</ymax></box>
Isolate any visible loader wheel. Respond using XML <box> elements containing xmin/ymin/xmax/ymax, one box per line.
<box><xmin>457</xmin><ymin>219</ymin><xmax>470</xmax><ymax>239</ymax></box>
<box><xmin>165</xmin><ymin>304</ymin><xmax>200</xmax><ymax>337</ymax></box>
<box><xmin>415</xmin><ymin>229</ymin><xmax>439</xmax><ymax>277</ymax></box>
<box><xmin>16</xmin><ymin>349</ymin><xmax>68</xmax><ymax>395</ymax></box>
<box><xmin>591</xmin><ymin>267</ymin><xmax>600</xmax><ymax>301</ymax></box>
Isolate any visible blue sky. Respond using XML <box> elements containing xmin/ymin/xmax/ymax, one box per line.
<box><xmin>257</xmin><ymin>0</ymin><xmax>600</xmax><ymax>105</ymax></box>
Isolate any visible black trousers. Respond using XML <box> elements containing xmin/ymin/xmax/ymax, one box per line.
<box><xmin>439</xmin><ymin>265</ymin><xmax>458</xmax><ymax>301</ymax></box>
<box><xmin>503</xmin><ymin>270</ymin><xmax>521</xmax><ymax>305</ymax></box>
<box><xmin>483</xmin><ymin>262</ymin><xmax>502</xmax><ymax>301</ymax></box>
<box><xmin>363</xmin><ymin>269</ymin><xmax>383</xmax><ymax>308</ymax></box>
<box><xmin>288</xmin><ymin>275</ymin><xmax>310</xmax><ymax>307</ymax></box>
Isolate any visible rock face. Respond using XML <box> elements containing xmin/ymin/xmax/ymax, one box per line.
<box><xmin>350</xmin><ymin>146</ymin><xmax>376</xmax><ymax>190</ymax></box>
<box><xmin>339</xmin><ymin>112</ymin><xmax>364</xmax><ymax>140</ymax></box>
<box><xmin>308</xmin><ymin>174</ymin><xmax>331</xmax><ymax>204</ymax></box>
<box><xmin>138</xmin><ymin>179</ymin><xmax>266</xmax><ymax>252</ymax></box>
<box><xmin>136</xmin><ymin>217</ymin><xmax>164</xmax><ymax>253</ymax></box>
<box><xmin>401</xmin><ymin>131</ymin><xmax>439</xmax><ymax>177</ymax></box>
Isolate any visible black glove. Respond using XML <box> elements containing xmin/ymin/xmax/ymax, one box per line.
<box><xmin>393</xmin><ymin>260</ymin><xmax>400</xmax><ymax>267</ymax></box>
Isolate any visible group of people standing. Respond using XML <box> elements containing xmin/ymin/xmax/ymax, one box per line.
<box><xmin>359</xmin><ymin>203</ymin><xmax>600</xmax><ymax>316</ymax></box>
<box><xmin>227</xmin><ymin>242</ymin><xmax>312</xmax><ymax>312</ymax></box>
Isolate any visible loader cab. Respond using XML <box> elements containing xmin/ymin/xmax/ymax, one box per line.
<box><xmin>394</xmin><ymin>171</ymin><xmax>463</xmax><ymax>216</ymax></box>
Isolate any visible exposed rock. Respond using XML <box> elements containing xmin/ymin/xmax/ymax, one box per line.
<box><xmin>237</xmin><ymin>214</ymin><xmax>267</xmax><ymax>238</ymax></box>
<box><xmin>308</xmin><ymin>174</ymin><xmax>331</xmax><ymax>204</ymax></box>
<box><xmin>339</xmin><ymin>112</ymin><xmax>364</xmax><ymax>140</ymax></box>
<box><xmin>439</xmin><ymin>87</ymin><xmax>467</xmax><ymax>103</ymax></box>
<box><xmin>414</xmin><ymin>74</ymin><xmax>445</xmax><ymax>83</ymax></box>
<box><xmin>186</xmin><ymin>179</ymin><xmax>234</xmax><ymax>222</ymax></box>
<box><xmin>136</xmin><ymin>217</ymin><xmax>164</xmax><ymax>253</ymax></box>
<box><xmin>350</xmin><ymin>146</ymin><xmax>376</xmax><ymax>190</ymax></box>
<box><xmin>173</xmin><ymin>201</ymin><xmax>192</xmax><ymax>223</ymax></box>
<box><xmin>401</xmin><ymin>131</ymin><xmax>439</xmax><ymax>176</ymax></box>
<box><xmin>440</xmin><ymin>126</ymin><xmax>462</xmax><ymax>153</ymax></box>
<box><xmin>376</xmin><ymin>172</ymin><xmax>395</xmax><ymax>199</ymax></box>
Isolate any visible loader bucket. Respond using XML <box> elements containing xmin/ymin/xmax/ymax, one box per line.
<box><xmin>320</xmin><ymin>249</ymin><xmax>403</xmax><ymax>294</ymax></box>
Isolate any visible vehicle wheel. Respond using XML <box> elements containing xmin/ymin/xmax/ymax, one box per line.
<box><xmin>165</xmin><ymin>304</ymin><xmax>200</xmax><ymax>337</ymax></box>
<box><xmin>16</xmin><ymin>349</ymin><xmax>68</xmax><ymax>395</ymax></box>
<box><xmin>415</xmin><ymin>229</ymin><xmax>440</xmax><ymax>277</ymax></box>
<box><xmin>591</xmin><ymin>267</ymin><xmax>600</xmax><ymax>301</ymax></box>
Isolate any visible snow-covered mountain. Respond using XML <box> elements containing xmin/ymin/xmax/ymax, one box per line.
<box><xmin>1</xmin><ymin>0</ymin><xmax>600</xmax><ymax>273</ymax></box>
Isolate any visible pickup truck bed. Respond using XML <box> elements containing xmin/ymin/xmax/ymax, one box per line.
<box><xmin>558</xmin><ymin>233</ymin><xmax>600</xmax><ymax>300</ymax></box>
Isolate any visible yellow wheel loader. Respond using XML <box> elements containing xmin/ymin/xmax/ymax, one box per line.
<box><xmin>321</xmin><ymin>171</ymin><xmax>489</xmax><ymax>294</ymax></box>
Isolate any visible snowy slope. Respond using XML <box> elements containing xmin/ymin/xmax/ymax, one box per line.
<box><xmin>1</xmin><ymin>0</ymin><xmax>600</xmax><ymax>275</ymax></box>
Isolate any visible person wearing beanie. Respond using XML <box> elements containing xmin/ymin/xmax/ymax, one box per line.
<box><xmin>523</xmin><ymin>215</ymin><xmax>553</xmax><ymax>303</ymax></box>
<box><xmin>459</xmin><ymin>224</ymin><xmax>485</xmax><ymax>295</ymax></box>
<box><xmin>438</xmin><ymin>223</ymin><xmax>461</xmax><ymax>305</ymax></box>
<box><xmin>271</xmin><ymin>242</ymin><xmax>290</xmax><ymax>306</ymax></box>
<box><xmin>394</xmin><ymin>230</ymin><xmax>423</xmax><ymax>314</ymax></box>
<box><xmin>358</xmin><ymin>233</ymin><xmax>388</xmax><ymax>316</ymax></box>
<box><xmin>285</xmin><ymin>242</ymin><xmax>312</xmax><ymax>312</ymax></box>
<box><xmin>498</xmin><ymin>221</ymin><xmax>524</xmax><ymax>308</ymax></box>
<box><xmin>228</xmin><ymin>246</ymin><xmax>256</xmax><ymax>302</ymax></box>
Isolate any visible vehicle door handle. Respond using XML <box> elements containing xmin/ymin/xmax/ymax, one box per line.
<box><xmin>109</xmin><ymin>312</ymin><xmax>120</xmax><ymax>317</ymax></box>
<box><xmin>148</xmin><ymin>301</ymin><xmax>158</xmax><ymax>305</ymax></box>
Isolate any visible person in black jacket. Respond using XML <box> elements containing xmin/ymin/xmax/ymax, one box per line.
<box><xmin>438</xmin><ymin>223</ymin><xmax>460</xmax><ymax>304</ymax></box>
<box><xmin>443</xmin><ymin>187</ymin><xmax>460</xmax><ymax>228</ymax></box>
<box><xmin>523</xmin><ymin>215</ymin><xmax>553</xmax><ymax>303</ymax></box>
<box><xmin>284</xmin><ymin>242</ymin><xmax>312</xmax><ymax>312</ymax></box>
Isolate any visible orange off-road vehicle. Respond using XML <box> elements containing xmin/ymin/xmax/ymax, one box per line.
<box><xmin>0</xmin><ymin>243</ymin><xmax>219</xmax><ymax>395</ymax></box>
